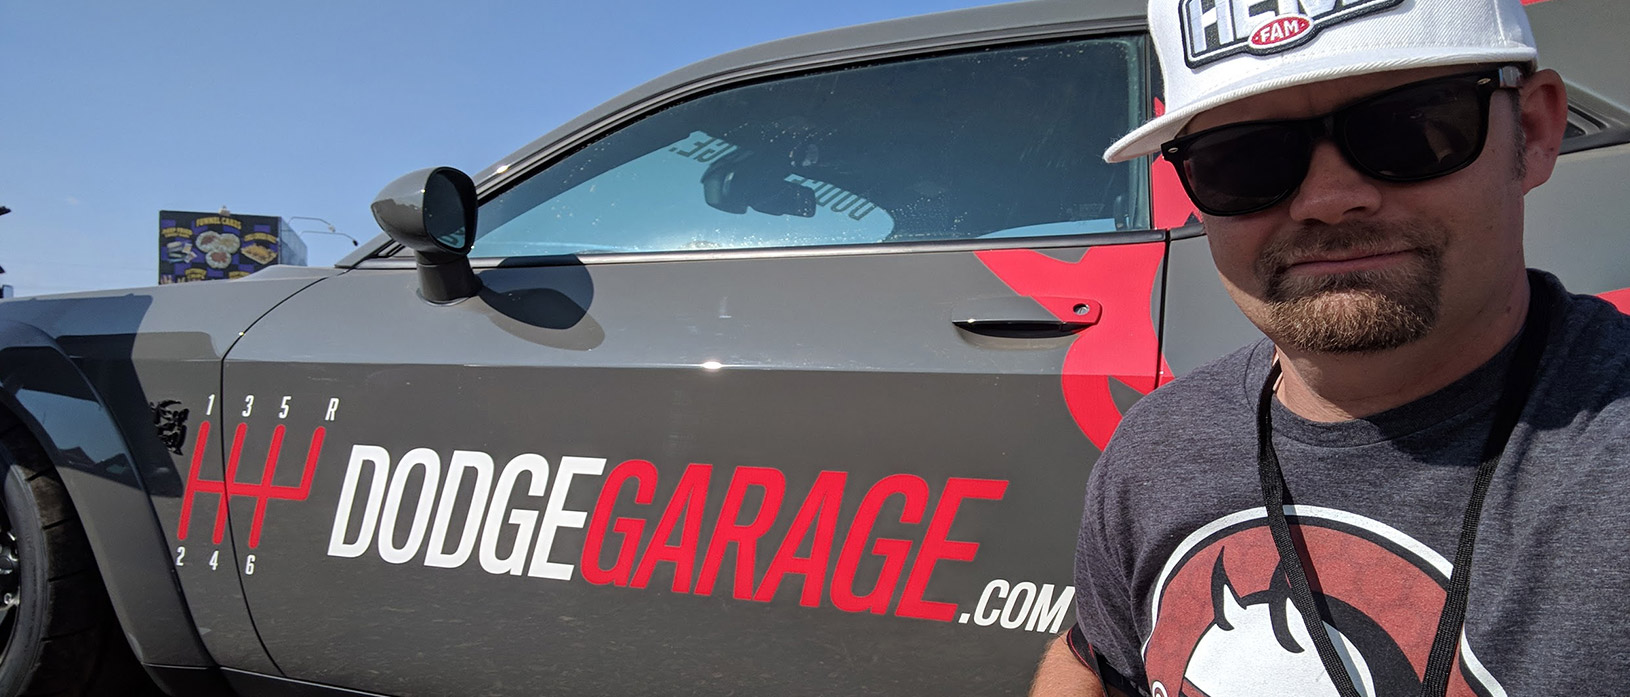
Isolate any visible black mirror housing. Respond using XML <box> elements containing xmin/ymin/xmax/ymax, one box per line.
<box><xmin>371</xmin><ymin>167</ymin><xmax>482</xmax><ymax>303</ymax></box>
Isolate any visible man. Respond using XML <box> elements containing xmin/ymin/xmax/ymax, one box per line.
<box><xmin>1031</xmin><ymin>0</ymin><xmax>1630</xmax><ymax>695</ymax></box>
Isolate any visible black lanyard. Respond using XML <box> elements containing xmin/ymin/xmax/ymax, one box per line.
<box><xmin>1255</xmin><ymin>281</ymin><xmax>1551</xmax><ymax>697</ymax></box>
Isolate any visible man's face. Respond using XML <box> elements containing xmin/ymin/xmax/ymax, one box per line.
<box><xmin>1190</xmin><ymin>66</ymin><xmax>1534</xmax><ymax>355</ymax></box>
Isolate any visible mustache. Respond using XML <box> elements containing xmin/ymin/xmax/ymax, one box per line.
<box><xmin>1257</xmin><ymin>221</ymin><xmax>1444</xmax><ymax>279</ymax></box>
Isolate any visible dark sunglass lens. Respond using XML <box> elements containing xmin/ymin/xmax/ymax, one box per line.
<box><xmin>1181</xmin><ymin>124</ymin><xmax>1310</xmax><ymax>214</ymax></box>
<box><xmin>1344</xmin><ymin>79</ymin><xmax>1486</xmax><ymax>180</ymax></box>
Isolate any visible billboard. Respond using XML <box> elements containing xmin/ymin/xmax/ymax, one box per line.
<box><xmin>159</xmin><ymin>211</ymin><xmax>308</xmax><ymax>284</ymax></box>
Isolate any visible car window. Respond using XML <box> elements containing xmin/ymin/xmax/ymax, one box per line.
<box><xmin>471</xmin><ymin>37</ymin><xmax>1148</xmax><ymax>258</ymax></box>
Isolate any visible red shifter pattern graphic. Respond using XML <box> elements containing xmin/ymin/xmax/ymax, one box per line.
<box><xmin>976</xmin><ymin>242</ymin><xmax>1172</xmax><ymax>450</ymax></box>
<box><xmin>178</xmin><ymin>421</ymin><xmax>325</xmax><ymax>548</ymax></box>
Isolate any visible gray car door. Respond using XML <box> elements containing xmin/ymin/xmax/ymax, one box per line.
<box><xmin>220</xmin><ymin>33</ymin><xmax>1165</xmax><ymax>695</ymax></box>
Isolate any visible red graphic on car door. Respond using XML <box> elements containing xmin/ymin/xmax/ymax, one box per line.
<box><xmin>1599</xmin><ymin>289</ymin><xmax>1630</xmax><ymax>314</ymax></box>
<box><xmin>973</xmin><ymin>97</ymin><xmax>1195</xmax><ymax>450</ymax></box>
<box><xmin>1150</xmin><ymin>99</ymin><xmax>1203</xmax><ymax>230</ymax></box>
<box><xmin>975</xmin><ymin>242</ymin><xmax>1170</xmax><ymax>450</ymax></box>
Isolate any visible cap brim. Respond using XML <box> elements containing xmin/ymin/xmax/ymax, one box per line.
<box><xmin>1102</xmin><ymin>47</ymin><xmax>1537</xmax><ymax>163</ymax></box>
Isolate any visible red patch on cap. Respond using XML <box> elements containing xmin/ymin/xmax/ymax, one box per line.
<box><xmin>1249</xmin><ymin>15</ymin><xmax>1312</xmax><ymax>49</ymax></box>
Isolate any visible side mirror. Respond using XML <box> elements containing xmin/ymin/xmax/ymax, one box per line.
<box><xmin>371</xmin><ymin>167</ymin><xmax>481</xmax><ymax>303</ymax></box>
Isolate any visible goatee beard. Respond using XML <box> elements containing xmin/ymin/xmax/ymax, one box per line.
<box><xmin>1257</xmin><ymin>222</ymin><xmax>1446</xmax><ymax>354</ymax></box>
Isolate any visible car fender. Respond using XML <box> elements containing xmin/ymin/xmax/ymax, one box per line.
<box><xmin>0</xmin><ymin>319</ymin><xmax>214</xmax><ymax>669</ymax></box>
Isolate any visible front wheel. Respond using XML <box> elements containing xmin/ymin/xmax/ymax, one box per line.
<box><xmin>0</xmin><ymin>423</ymin><xmax>154</xmax><ymax>696</ymax></box>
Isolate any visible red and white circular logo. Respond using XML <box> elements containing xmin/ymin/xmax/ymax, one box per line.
<box><xmin>1249</xmin><ymin>15</ymin><xmax>1314</xmax><ymax>49</ymax></box>
<box><xmin>1142</xmin><ymin>506</ymin><xmax>1504</xmax><ymax>697</ymax></box>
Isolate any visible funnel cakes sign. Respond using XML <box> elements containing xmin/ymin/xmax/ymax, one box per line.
<box><xmin>159</xmin><ymin>210</ymin><xmax>308</xmax><ymax>284</ymax></box>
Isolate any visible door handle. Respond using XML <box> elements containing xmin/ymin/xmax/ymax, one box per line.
<box><xmin>951</xmin><ymin>296</ymin><xmax>1102</xmax><ymax>338</ymax></box>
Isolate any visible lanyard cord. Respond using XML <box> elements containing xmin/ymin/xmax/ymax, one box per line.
<box><xmin>1255</xmin><ymin>281</ymin><xmax>1551</xmax><ymax>697</ymax></box>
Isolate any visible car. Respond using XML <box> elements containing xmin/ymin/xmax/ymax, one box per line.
<box><xmin>0</xmin><ymin>0</ymin><xmax>1625</xmax><ymax>695</ymax></box>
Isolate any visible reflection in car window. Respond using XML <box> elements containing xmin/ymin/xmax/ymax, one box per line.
<box><xmin>471</xmin><ymin>37</ymin><xmax>1148</xmax><ymax>258</ymax></box>
<box><xmin>476</xmin><ymin>131</ymin><xmax>894</xmax><ymax>256</ymax></box>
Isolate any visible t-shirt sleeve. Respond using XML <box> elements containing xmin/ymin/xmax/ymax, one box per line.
<box><xmin>1073</xmin><ymin>440</ymin><xmax>1149</xmax><ymax>693</ymax></box>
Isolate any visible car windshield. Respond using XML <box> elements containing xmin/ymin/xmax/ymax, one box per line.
<box><xmin>470</xmin><ymin>36</ymin><xmax>1148</xmax><ymax>258</ymax></box>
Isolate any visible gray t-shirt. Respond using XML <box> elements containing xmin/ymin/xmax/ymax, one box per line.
<box><xmin>1074</xmin><ymin>272</ymin><xmax>1630</xmax><ymax>696</ymax></box>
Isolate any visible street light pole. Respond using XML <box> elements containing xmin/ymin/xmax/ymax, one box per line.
<box><xmin>285</xmin><ymin>215</ymin><xmax>359</xmax><ymax>246</ymax></box>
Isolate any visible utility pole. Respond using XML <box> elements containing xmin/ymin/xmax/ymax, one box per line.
<box><xmin>0</xmin><ymin>205</ymin><xmax>11</xmax><ymax>298</ymax></box>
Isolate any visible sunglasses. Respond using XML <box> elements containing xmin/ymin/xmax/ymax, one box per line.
<box><xmin>1161</xmin><ymin>66</ymin><xmax>1524</xmax><ymax>217</ymax></box>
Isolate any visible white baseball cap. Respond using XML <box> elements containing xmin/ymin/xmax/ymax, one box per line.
<box><xmin>1103</xmin><ymin>0</ymin><xmax>1539</xmax><ymax>163</ymax></box>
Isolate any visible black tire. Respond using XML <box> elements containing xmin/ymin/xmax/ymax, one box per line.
<box><xmin>0</xmin><ymin>421</ymin><xmax>157</xmax><ymax>696</ymax></box>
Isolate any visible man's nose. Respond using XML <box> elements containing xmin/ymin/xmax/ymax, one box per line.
<box><xmin>1285</xmin><ymin>140</ymin><xmax>1382</xmax><ymax>224</ymax></box>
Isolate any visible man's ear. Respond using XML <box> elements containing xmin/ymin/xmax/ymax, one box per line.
<box><xmin>1518</xmin><ymin>68</ymin><xmax>1570</xmax><ymax>193</ymax></box>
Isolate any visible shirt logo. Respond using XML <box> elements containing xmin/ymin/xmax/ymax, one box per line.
<box><xmin>1141</xmin><ymin>506</ymin><xmax>1506</xmax><ymax>695</ymax></box>
<box><xmin>1178</xmin><ymin>0</ymin><xmax>1405</xmax><ymax>68</ymax></box>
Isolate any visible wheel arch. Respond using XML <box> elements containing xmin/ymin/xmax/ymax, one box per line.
<box><xmin>0</xmin><ymin>319</ymin><xmax>215</xmax><ymax>669</ymax></box>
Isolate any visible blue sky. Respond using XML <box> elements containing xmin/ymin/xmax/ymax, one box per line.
<box><xmin>0</xmin><ymin>1</ymin><xmax>997</xmax><ymax>296</ymax></box>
